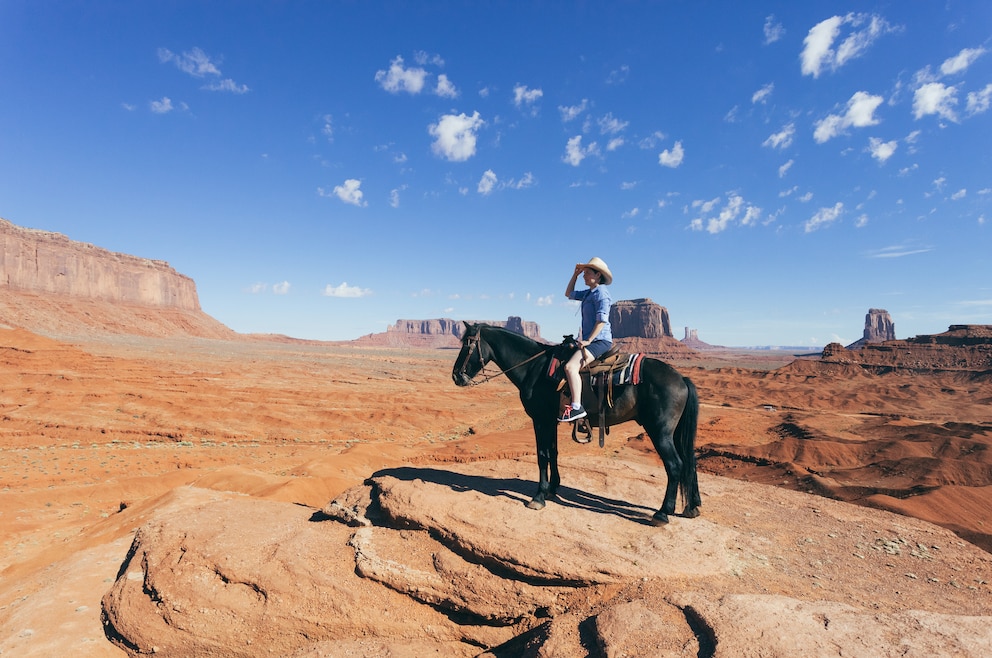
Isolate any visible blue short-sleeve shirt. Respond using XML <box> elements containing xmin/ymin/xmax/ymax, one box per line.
<box><xmin>570</xmin><ymin>285</ymin><xmax>613</xmax><ymax>344</ymax></box>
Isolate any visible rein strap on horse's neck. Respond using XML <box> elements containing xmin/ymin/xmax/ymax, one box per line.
<box><xmin>464</xmin><ymin>334</ymin><xmax>547</xmax><ymax>386</ymax></box>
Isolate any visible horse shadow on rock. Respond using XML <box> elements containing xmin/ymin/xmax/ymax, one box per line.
<box><xmin>335</xmin><ymin>465</ymin><xmax>663</xmax><ymax>527</ymax></box>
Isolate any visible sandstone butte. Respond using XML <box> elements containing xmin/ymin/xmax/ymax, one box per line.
<box><xmin>1</xmin><ymin>217</ymin><xmax>991</xmax><ymax>657</ymax></box>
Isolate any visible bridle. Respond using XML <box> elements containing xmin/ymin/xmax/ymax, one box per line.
<box><xmin>456</xmin><ymin>331</ymin><xmax>548</xmax><ymax>386</ymax></box>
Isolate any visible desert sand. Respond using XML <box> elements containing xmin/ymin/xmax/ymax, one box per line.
<box><xmin>1</xmin><ymin>327</ymin><xmax>991</xmax><ymax>656</ymax></box>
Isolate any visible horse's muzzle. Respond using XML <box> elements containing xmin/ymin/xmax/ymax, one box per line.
<box><xmin>452</xmin><ymin>372</ymin><xmax>472</xmax><ymax>387</ymax></box>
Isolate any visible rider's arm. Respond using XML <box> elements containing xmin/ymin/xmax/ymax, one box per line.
<box><xmin>565</xmin><ymin>264</ymin><xmax>583</xmax><ymax>298</ymax></box>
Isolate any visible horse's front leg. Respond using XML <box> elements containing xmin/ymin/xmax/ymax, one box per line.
<box><xmin>526</xmin><ymin>418</ymin><xmax>559</xmax><ymax>510</ymax></box>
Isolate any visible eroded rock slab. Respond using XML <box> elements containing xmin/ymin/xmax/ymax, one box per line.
<box><xmin>102</xmin><ymin>458</ymin><xmax>992</xmax><ymax>657</ymax></box>
<box><xmin>669</xmin><ymin>592</ymin><xmax>992</xmax><ymax>657</ymax></box>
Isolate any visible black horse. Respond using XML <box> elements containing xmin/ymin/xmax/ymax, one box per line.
<box><xmin>452</xmin><ymin>322</ymin><xmax>701</xmax><ymax>525</ymax></box>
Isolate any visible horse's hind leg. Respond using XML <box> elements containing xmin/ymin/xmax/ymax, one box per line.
<box><xmin>648</xmin><ymin>430</ymin><xmax>682</xmax><ymax>526</ymax></box>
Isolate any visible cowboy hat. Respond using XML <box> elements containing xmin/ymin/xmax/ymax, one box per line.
<box><xmin>580</xmin><ymin>257</ymin><xmax>613</xmax><ymax>285</ymax></box>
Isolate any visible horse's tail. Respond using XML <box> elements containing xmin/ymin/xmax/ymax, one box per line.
<box><xmin>675</xmin><ymin>376</ymin><xmax>702</xmax><ymax>510</ymax></box>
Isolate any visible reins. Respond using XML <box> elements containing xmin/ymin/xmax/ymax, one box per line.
<box><xmin>458</xmin><ymin>332</ymin><xmax>548</xmax><ymax>386</ymax></box>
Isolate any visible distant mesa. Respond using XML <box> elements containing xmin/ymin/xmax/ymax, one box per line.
<box><xmin>846</xmin><ymin>308</ymin><xmax>895</xmax><ymax>349</ymax></box>
<box><xmin>823</xmin><ymin>324</ymin><xmax>992</xmax><ymax>372</ymax></box>
<box><xmin>609</xmin><ymin>298</ymin><xmax>697</xmax><ymax>358</ymax></box>
<box><xmin>681</xmin><ymin>326</ymin><xmax>720</xmax><ymax>350</ymax></box>
<box><xmin>353</xmin><ymin>316</ymin><xmax>543</xmax><ymax>349</ymax></box>
<box><xmin>0</xmin><ymin>217</ymin><xmax>236</xmax><ymax>339</ymax></box>
<box><xmin>357</xmin><ymin>298</ymin><xmax>698</xmax><ymax>357</ymax></box>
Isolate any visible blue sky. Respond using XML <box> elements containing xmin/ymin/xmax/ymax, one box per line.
<box><xmin>1</xmin><ymin>1</ymin><xmax>990</xmax><ymax>347</ymax></box>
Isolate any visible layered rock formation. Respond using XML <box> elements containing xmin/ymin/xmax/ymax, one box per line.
<box><xmin>847</xmin><ymin>308</ymin><xmax>896</xmax><ymax>349</ymax></box>
<box><xmin>354</xmin><ymin>316</ymin><xmax>543</xmax><ymax>348</ymax></box>
<box><xmin>609</xmin><ymin>298</ymin><xmax>696</xmax><ymax>358</ymax></box>
<box><xmin>681</xmin><ymin>326</ymin><xmax>718</xmax><ymax>350</ymax></box>
<box><xmin>610</xmin><ymin>298</ymin><xmax>672</xmax><ymax>338</ymax></box>
<box><xmin>99</xmin><ymin>460</ymin><xmax>992</xmax><ymax>657</ymax></box>
<box><xmin>1</xmin><ymin>218</ymin><xmax>199</xmax><ymax>310</ymax></box>
<box><xmin>823</xmin><ymin>324</ymin><xmax>992</xmax><ymax>371</ymax></box>
<box><xmin>0</xmin><ymin>218</ymin><xmax>235</xmax><ymax>339</ymax></box>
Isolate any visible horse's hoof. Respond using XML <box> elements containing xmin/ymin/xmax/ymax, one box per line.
<box><xmin>683</xmin><ymin>506</ymin><xmax>701</xmax><ymax>519</ymax></box>
<box><xmin>526</xmin><ymin>499</ymin><xmax>546</xmax><ymax>510</ymax></box>
<box><xmin>650</xmin><ymin>511</ymin><xmax>669</xmax><ymax>526</ymax></box>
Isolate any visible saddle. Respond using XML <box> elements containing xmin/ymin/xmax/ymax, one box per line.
<box><xmin>549</xmin><ymin>339</ymin><xmax>645</xmax><ymax>447</ymax></box>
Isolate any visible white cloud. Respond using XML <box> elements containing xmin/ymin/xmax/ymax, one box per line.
<box><xmin>637</xmin><ymin>131</ymin><xmax>667</xmax><ymax>149</ymax></box>
<box><xmin>375</xmin><ymin>56</ymin><xmax>427</xmax><ymax>94</ymax></box>
<box><xmin>813</xmin><ymin>91</ymin><xmax>884</xmax><ymax>142</ymax></box>
<box><xmin>435</xmin><ymin>73</ymin><xmax>458</xmax><ymax>98</ymax></box>
<box><xmin>158</xmin><ymin>46</ymin><xmax>248</xmax><ymax>93</ymax></box>
<box><xmin>121</xmin><ymin>103</ymin><xmax>136</xmax><ymax>111</ymax></box>
<box><xmin>512</xmin><ymin>172</ymin><xmax>536</xmax><ymax>190</ymax></box>
<box><xmin>658</xmin><ymin>140</ymin><xmax>685</xmax><ymax>168</ymax></box>
<box><xmin>798</xmin><ymin>191</ymin><xmax>814</xmax><ymax>202</ymax></box>
<box><xmin>688</xmin><ymin>193</ymin><xmax>761</xmax><ymax>234</ymax></box>
<box><xmin>158</xmin><ymin>47</ymin><xmax>220</xmax><ymax>77</ymax></box>
<box><xmin>389</xmin><ymin>188</ymin><xmax>401</xmax><ymax>208</ymax></box>
<box><xmin>320</xmin><ymin>179</ymin><xmax>367</xmax><ymax>207</ymax></box>
<box><xmin>855</xmin><ymin>214</ymin><xmax>869</xmax><ymax>228</ymax></box>
<box><xmin>940</xmin><ymin>47</ymin><xmax>986</xmax><ymax>76</ymax></box>
<box><xmin>868</xmin><ymin>137</ymin><xmax>898</xmax><ymax>163</ymax></box>
<box><xmin>534</xmin><ymin>295</ymin><xmax>553</xmax><ymax>307</ymax></box>
<box><xmin>563</xmin><ymin>135</ymin><xmax>599</xmax><ymax>166</ymax></box>
<box><xmin>606</xmin><ymin>137</ymin><xmax>625</xmax><ymax>151</ymax></box>
<box><xmin>913</xmin><ymin>82</ymin><xmax>958</xmax><ymax>121</ymax></box>
<box><xmin>778</xmin><ymin>159</ymin><xmax>794</xmax><ymax>178</ymax></box>
<box><xmin>800</xmin><ymin>13</ymin><xmax>895</xmax><ymax>78</ymax></box>
<box><xmin>150</xmin><ymin>97</ymin><xmax>174</xmax><ymax>114</ymax></box>
<box><xmin>478</xmin><ymin>169</ymin><xmax>497</xmax><ymax>195</ymax></box>
<box><xmin>477</xmin><ymin>170</ymin><xmax>534</xmax><ymax>195</ymax></box>
<box><xmin>428</xmin><ymin>111</ymin><xmax>484</xmax><ymax>161</ymax></box>
<box><xmin>323</xmin><ymin>282</ymin><xmax>372</xmax><ymax>298</ymax></box>
<box><xmin>598</xmin><ymin>112</ymin><xmax>629</xmax><ymax>134</ymax></box>
<box><xmin>321</xmin><ymin>114</ymin><xmax>333</xmax><ymax>142</ymax></box>
<box><xmin>804</xmin><ymin>202</ymin><xmax>844</xmax><ymax>232</ymax></box>
<box><xmin>966</xmin><ymin>84</ymin><xmax>992</xmax><ymax>116</ymax></box>
<box><xmin>204</xmin><ymin>79</ymin><xmax>249</xmax><ymax>94</ymax></box>
<box><xmin>763</xmin><ymin>15</ymin><xmax>785</xmax><ymax>44</ymax></box>
<box><xmin>692</xmin><ymin>196</ymin><xmax>721</xmax><ymax>213</ymax></box>
<box><xmin>606</xmin><ymin>65</ymin><xmax>630</xmax><ymax>85</ymax></box>
<box><xmin>752</xmin><ymin>83</ymin><xmax>774</xmax><ymax>104</ymax></box>
<box><xmin>763</xmin><ymin>123</ymin><xmax>795</xmax><ymax>149</ymax></box>
<box><xmin>559</xmin><ymin>99</ymin><xmax>588</xmax><ymax>122</ymax></box>
<box><xmin>869</xmin><ymin>245</ymin><xmax>932</xmax><ymax>258</ymax></box>
<box><xmin>951</xmin><ymin>188</ymin><xmax>967</xmax><ymax>200</ymax></box>
<box><xmin>513</xmin><ymin>84</ymin><xmax>543</xmax><ymax>113</ymax></box>
<box><xmin>272</xmin><ymin>281</ymin><xmax>291</xmax><ymax>295</ymax></box>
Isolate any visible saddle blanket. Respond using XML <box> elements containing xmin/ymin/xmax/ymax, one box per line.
<box><xmin>590</xmin><ymin>353</ymin><xmax>645</xmax><ymax>388</ymax></box>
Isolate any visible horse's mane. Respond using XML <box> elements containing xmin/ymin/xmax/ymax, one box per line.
<box><xmin>478</xmin><ymin>324</ymin><xmax>548</xmax><ymax>355</ymax></box>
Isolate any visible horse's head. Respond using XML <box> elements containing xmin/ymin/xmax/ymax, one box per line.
<box><xmin>452</xmin><ymin>322</ymin><xmax>491</xmax><ymax>386</ymax></box>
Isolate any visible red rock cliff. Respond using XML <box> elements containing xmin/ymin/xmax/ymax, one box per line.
<box><xmin>1</xmin><ymin>218</ymin><xmax>200</xmax><ymax>311</ymax></box>
<box><xmin>0</xmin><ymin>218</ymin><xmax>235</xmax><ymax>339</ymax></box>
